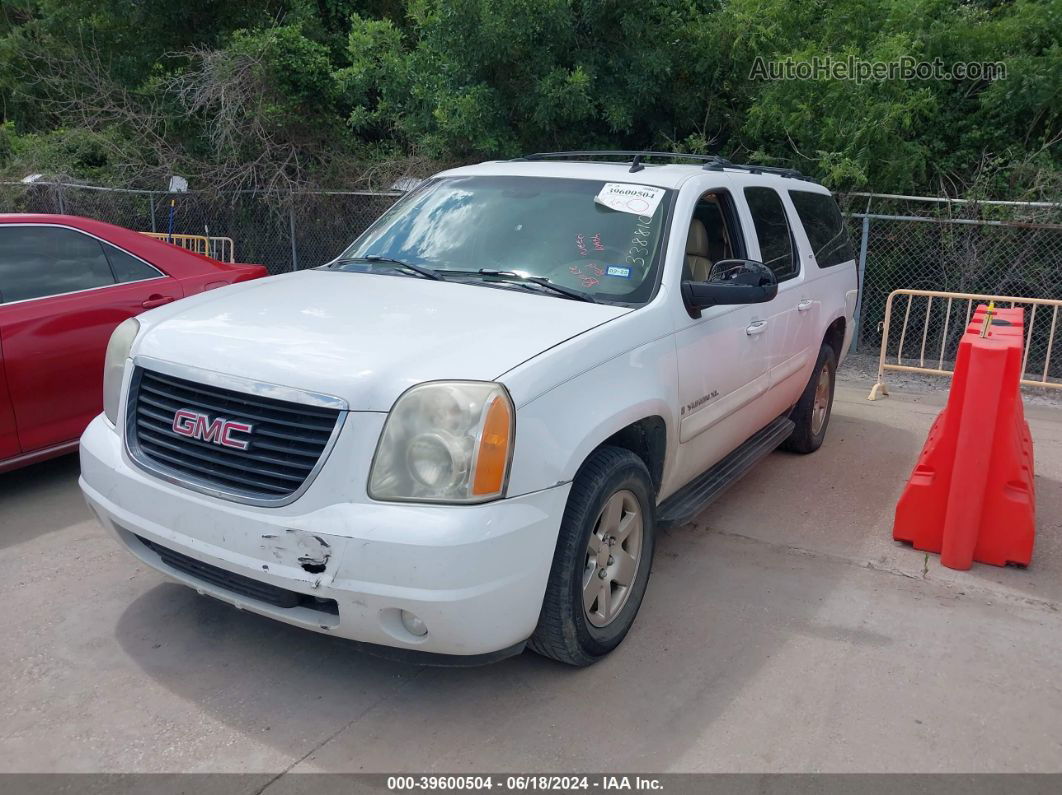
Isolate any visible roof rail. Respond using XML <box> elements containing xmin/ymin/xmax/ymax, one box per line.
<box><xmin>516</xmin><ymin>151</ymin><xmax>729</xmax><ymax>173</ymax></box>
<box><xmin>705</xmin><ymin>160</ymin><xmax>817</xmax><ymax>182</ymax></box>
<box><xmin>514</xmin><ymin>150</ymin><xmax>819</xmax><ymax>182</ymax></box>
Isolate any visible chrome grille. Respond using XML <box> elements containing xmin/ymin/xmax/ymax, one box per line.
<box><xmin>127</xmin><ymin>366</ymin><xmax>343</xmax><ymax>504</ymax></box>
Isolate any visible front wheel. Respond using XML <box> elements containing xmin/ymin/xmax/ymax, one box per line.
<box><xmin>529</xmin><ymin>446</ymin><xmax>656</xmax><ymax>666</ymax></box>
<box><xmin>782</xmin><ymin>343</ymin><xmax>837</xmax><ymax>454</ymax></box>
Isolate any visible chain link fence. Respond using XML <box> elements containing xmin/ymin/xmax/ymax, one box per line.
<box><xmin>2</xmin><ymin>180</ymin><xmax>1059</xmax><ymax>376</ymax></box>
<box><xmin>0</xmin><ymin>180</ymin><xmax>401</xmax><ymax>275</ymax></box>
<box><xmin>838</xmin><ymin>192</ymin><xmax>1062</xmax><ymax>380</ymax></box>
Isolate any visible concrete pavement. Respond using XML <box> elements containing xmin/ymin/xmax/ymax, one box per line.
<box><xmin>1</xmin><ymin>374</ymin><xmax>1060</xmax><ymax>775</ymax></box>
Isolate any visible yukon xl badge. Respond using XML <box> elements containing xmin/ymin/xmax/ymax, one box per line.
<box><xmin>681</xmin><ymin>390</ymin><xmax>720</xmax><ymax>416</ymax></box>
<box><xmin>172</xmin><ymin>409</ymin><xmax>253</xmax><ymax>451</ymax></box>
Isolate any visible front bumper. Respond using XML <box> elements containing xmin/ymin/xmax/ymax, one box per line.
<box><xmin>79</xmin><ymin>415</ymin><xmax>569</xmax><ymax>659</ymax></box>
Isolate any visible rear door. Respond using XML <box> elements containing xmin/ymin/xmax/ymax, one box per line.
<box><xmin>787</xmin><ymin>188</ymin><xmax>858</xmax><ymax>360</ymax></box>
<box><xmin>742</xmin><ymin>186</ymin><xmax>817</xmax><ymax>417</ymax></box>
<box><xmin>0</xmin><ymin>224</ymin><xmax>183</xmax><ymax>453</ymax></box>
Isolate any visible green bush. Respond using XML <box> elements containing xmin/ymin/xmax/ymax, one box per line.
<box><xmin>0</xmin><ymin>0</ymin><xmax>1056</xmax><ymax>195</ymax></box>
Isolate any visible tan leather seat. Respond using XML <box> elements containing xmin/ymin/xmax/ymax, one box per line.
<box><xmin>685</xmin><ymin>219</ymin><xmax>713</xmax><ymax>281</ymax></box>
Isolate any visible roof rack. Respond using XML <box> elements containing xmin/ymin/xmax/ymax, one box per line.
<box><xmin>514</xmin><ymin>150</ymin><xmax>819</xmax><ymax>182</ymax></box>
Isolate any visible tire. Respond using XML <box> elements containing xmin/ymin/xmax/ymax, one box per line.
<box><xmin>529</xmin><ymin>446</ymin><xmax>656</xmax><ymax>666</ymax></box>
<box><xmin>782</xmin><ymin>343</ymin><xmax>837</xmax><ymax>454</ymax></box>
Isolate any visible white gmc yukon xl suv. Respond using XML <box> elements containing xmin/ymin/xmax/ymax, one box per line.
<box><xmin>80</xmin><ymin>152</ymin><xmax>858</xmax><ymax>666</ymax></box>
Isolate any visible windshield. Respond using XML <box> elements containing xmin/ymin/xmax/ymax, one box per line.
<box><xmin>333</xmin><ymin>175</ymin><xmax>672</xmax><ymax>304</ymax></box>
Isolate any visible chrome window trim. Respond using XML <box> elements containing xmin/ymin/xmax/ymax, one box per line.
<box><xmin>0</xmin><ymin>222</ymin><xmax>168</xmax><ymax>306</ymax></box>
<box><xmin>124</xmin><ymin>356</ymin><xmax>349</xmax><ymax>508</ymax></box>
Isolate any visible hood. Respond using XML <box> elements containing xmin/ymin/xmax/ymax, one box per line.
<box><xmin>133</xmin><ymin>270</ymin><xmax>629</xmax><ymax>410</ymax></box>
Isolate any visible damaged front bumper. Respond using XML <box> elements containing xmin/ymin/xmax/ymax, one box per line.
<box><xmin>79</xmin><ymin>415</ymin><xmax>570</xmax><ymax>659</ymax></box>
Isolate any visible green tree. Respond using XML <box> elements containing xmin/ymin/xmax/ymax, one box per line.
<box><xmin>0</xmin><ymin>0</ymin><xmax>1056</xmax><ymax>195</ymax></box>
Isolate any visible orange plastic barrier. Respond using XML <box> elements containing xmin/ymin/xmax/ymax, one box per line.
<box><xmin>892</xmin><ymin>305</ymin><xmax>1036</xmax><ymax>570</ymax></box>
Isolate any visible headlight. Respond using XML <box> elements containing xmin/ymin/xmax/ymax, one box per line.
<box><xmin>103</xmin><ymin>318</ymin><xmax>140</xmax><ymax>425</ymax></box>
<box><xmin>369</xmin><ymin>381</ymin><xmax>514</xmax><ymax>503</ymax></box>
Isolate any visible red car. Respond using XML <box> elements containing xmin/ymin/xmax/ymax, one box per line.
<box><xmin>0</xmin><ymin>214</ymin><xmax>267</xmax><ymax>473</ymax></box>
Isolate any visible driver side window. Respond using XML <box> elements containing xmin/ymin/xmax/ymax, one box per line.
<box><xmin>682</xmin><ymin>192</ymin><xmax>743</xmax><ymax>283</ymax></box>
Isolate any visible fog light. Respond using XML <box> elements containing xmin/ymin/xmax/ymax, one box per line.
<box><xmin>400</xmin><ymin>609</ymin><xmax>428</xmax><ymax>637</ymax></box>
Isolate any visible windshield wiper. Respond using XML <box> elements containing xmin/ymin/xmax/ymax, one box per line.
<box><xmin>474</xmin><ymin>269</ymin><xmax>597</xmax><ymax>303</ymax></box>
<box><xmin>331</xmin><ymin>255</ymin><xmax>445</xmax><ymax>281</ymax></box>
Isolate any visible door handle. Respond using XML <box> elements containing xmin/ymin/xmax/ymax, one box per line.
<box><xmin>141</xmin><ymin>294</ymin><xmax>175</xmax><ymax>309</ymax></box>
<box><xmin>746</xmin><ymin>320</ymin><xmax>768</xmax><ymax>336</ymax></box>
<box><xmin>797</xmin><ymin>298</ymin><xmax>813</xmax><ymax>312</ymax></box>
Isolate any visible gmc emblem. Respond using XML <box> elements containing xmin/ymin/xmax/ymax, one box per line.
<box><xmin>172</xmin><ymin>409</ymin><xmax>253</xmax><ymax>451</ymax></box>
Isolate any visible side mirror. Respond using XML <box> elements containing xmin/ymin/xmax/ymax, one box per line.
<box><xmin>682</xmin><ymin>259</ymin><xmax>778</xmax><ymax>315</ymax></box>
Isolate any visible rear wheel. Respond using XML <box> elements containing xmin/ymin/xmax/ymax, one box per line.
<box><xmin>782</xmin><ymin>343</ymin><xmax>837</xmax><ymax>454</ymax></box>
<box><xmin>529</xmin><ymin>446</ymin><xmax>656</xmax><ymax>666</ymax></box>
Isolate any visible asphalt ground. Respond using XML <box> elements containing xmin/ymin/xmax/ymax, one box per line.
<box><xmin>1</xmin><ymin>370</ymin><xmax>1060</xmax><ymax>776</ymax></box>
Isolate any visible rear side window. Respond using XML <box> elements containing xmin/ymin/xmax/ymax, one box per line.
<box><xmin>103</xmin><ymin>243</ymin><xmax>162</xmax><ymax>283</ymax></box>
<box><xmin>744</xmin><ymin>187</ymin><xmax>797</xmax><ymax>282</ymax></box>
<box><xmin>789</xmin><ymin>190</ymin><xmax>854</xmax><ymax>267</ymax></box>
<box><xmin>0</xmin><ymin>226</ymin><xmax>115</xmax><ymax>303</ymax></box>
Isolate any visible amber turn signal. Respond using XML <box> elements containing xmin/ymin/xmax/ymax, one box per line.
<box><xmin>471</xmin><ymin>393</ymin><xmax>513</xmax><ymax>497</ymax></box>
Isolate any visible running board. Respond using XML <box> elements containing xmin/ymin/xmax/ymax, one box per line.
<box><xmin>656</xmin><ymin>416</ymin><xmax>795</xmax><ymax>528</ymax></box>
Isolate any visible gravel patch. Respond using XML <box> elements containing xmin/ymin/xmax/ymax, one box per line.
<box><xmin>839</xmin><ymin>351</ymin><xmax>1062</xmax><ymax>408</ymax></box>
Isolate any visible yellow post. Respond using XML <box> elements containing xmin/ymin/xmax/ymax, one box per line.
<box><xmin>979</xmin><ymin>300</ymin><xmax>995</xmax><ymax>338</ymax></box>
